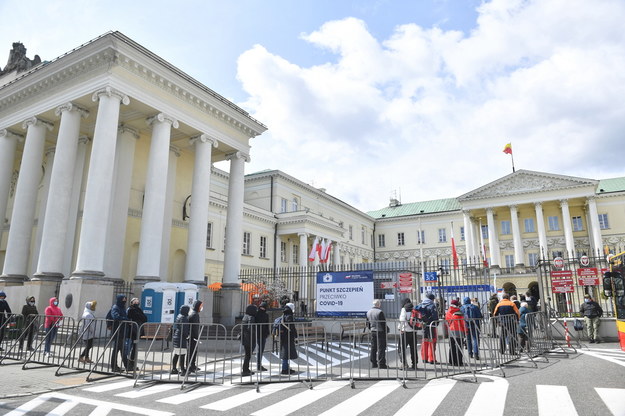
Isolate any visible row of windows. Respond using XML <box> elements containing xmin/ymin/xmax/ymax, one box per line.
<box><xmin>205</xmin><ymin>224</ymin><xmax>274</xmax><ymax>260</ymax></box>
<box><xmin>377</xmin><ymin>214</ymin><xmax>610</xmax><ymax>247</ymax></box>
<box><xmin>280</xmin><ymin>197</ymin><xmax>299</xmax><ymax>213</ymax></box>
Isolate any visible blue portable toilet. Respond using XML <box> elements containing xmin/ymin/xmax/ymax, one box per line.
<box><xmin>175</xmin><ymin>283</ymin><xmax>198</xmax><ymax>311</ymax></box>
<box><xmin>141</xmin><ymin>282</ymin><xmax>178</xmax><ymax>323</ymax></box>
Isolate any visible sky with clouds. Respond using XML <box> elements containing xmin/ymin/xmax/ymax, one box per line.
<box><xmin>2</xmin><ymin>0</ymin><xmax>624</xmax><ymax>212</ymax></box>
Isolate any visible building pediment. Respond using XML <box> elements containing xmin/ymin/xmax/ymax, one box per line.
<box><xmin>458</xmin><ymin>170</ymin><xmax>598</xmax><ymax>201</ymax></box>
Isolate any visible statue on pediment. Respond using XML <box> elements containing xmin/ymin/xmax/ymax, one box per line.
<box><xmin>0</xmin><ymin>42</ymin><xmax>41</xmax><ymax>76</ymax></box>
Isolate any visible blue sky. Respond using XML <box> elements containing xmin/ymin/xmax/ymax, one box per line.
<box><xmin>2</xmin><ymin>0</ymin><xmax>625</xmax><ymax>211</ymax></box>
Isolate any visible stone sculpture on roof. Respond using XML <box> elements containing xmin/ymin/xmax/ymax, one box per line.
<box><xmin>0</xmin><ymin>42</ymin><xmax>41</xmax><ymax>76</ymax></box>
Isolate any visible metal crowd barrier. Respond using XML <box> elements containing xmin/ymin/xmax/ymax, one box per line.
<box><xmin>1</xmin><ymin>312</ymin><xmax>562</xmax><ymax>386</ymax></box>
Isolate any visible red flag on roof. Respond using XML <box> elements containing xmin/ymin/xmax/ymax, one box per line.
<box><xmin>503</xmin><ymin>143</ymin><xmax>512</xmax><ymax>154</ymax></box>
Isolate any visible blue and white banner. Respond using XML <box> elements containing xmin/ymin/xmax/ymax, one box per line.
<box><xmin>316</xmin><ymin>271</ymin><xmax>374</xmax><ymax>317</ymax></box>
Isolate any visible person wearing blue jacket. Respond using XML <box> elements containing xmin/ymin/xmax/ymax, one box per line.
<box><xmin>171</xmin><ymin>305</ymin><xmax>190</xmax><ymax>375</ymax></box>
<box><xmin>460</xmin><ymin>296</ymin><xmax>483</xmax><ymax>360</ymax></box>
<box><xmin>109</xmin><ymin>294</ymin><xmax>129</xmax><ymax>372</ymax></box>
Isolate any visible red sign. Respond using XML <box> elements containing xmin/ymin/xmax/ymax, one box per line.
<box><xmin>551</xmin><ymin>270</ymin><xmax>574</xmax><ymax>293</ymax></box>
<box><xmin>553</xmin><ymin>257</ymin><xmax>565</xmax><ymax>269</ymax></box>
<box><xmin>577</xmin><ymin>268</ymin><xmax>600</xmax><ymax>286</ymax></box>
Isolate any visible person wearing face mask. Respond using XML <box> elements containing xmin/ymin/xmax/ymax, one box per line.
<box><xmin>79</xmin><ymin>301</ymin><xmax>97</xmax><ymax>363</ymax></box>
<box><xmin>580</xmin><ymin>294</ymin><xmax>603</xmax><ymax>343</ymax></box>
<box><xmin>108</xmin><ymin>294</ymin><xmax>129</xmax><ymax>372</ymax></box>
<box><xmin>44</xmin><ymin>297</ymin><xmax>63</xmax><ymax>356</ymax></box>
<box><xmin>187</xmin><ymin>300</ymin><xmax>203</xmax><ymax>373</ymax></box>
<box><xmin>126</xmin><ymin>298</ymin><xmax>147</xmax><ymax>371</ymax></box>
<box><xmin>20</xmin><ymin>296</ymin><xmax>39</xmax><ymax>351</ymax></box>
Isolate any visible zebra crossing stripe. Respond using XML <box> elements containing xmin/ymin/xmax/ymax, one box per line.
<box><xmin>116</xmin><ymin>383</ymin><xmax>181</xmax><ymax>398</ymax></box>
<box><xmin>84</xmin><ymin>379</ymin><xmax>136</xmax><ymax>392</ymax></box>
<box><xmin>250</xmin><ymin>380</ymin><xmax>350</xmax><ymax>416</ymax></box>
<box><xmin>48</xmin><ymin>397</ymin><xmax>80</xmax><ymax>415</ymax></box>
<box><xmin>579</xmin><ymin>350</ymin><xmax>625</xmax><ymax>368</ymax></box>
<box><xmin>595</xmin><ymin>388</ymin><xmax>625</xmax><ymax>416</ymax></box>
<box><xmin>317</xmin><ymin>380</ymin><xmax>401</xmax><ymax>416</ymax></box>
<box><xmin>393</xmin><ymin>378</ymin><xmax>457</xmax><ymax>416</ymax></box>
<box><xmin>157</xmin><ymin>383</ymin><xmax>234</xmax><ymax>404</ymax></box>
<box><xmin>536</xmin><ymin>385</ymin><xmax>578</xmax><ymax>416</ymax></box>
<box><xmin>200</xmin><ymin>381</ymin><xmax>297</xmax><ymax>411</ymax></box>
<box><xmin>5</xmin><ymin>396</ymin><xmax>49</xmax><ymax>416</ymax></box>
<box><xmin>464</xmin><ymin>377</ymin><xmax>508</xmax><ymax>416</ymax></box>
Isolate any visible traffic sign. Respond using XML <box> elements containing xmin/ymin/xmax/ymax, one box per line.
<box><xmin>424</xmin><ymin>271</ymin><xmax>438</xmax><ymax>282</ymax></box>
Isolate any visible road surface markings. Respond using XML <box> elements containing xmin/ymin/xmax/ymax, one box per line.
<box><xmin>317</xmin><ymin>379</ymin><xmax>401</xmax><ymax>416</ymax></box>
<box><xmin>536</xmin><ymin>385</ymin><xmax>578</xmax><ymax>416</ymax></box>
<box><xmin>251</xmin><ymin>380</ymin><xmax>350</xmax><ymax>416</ymax></box>
<box><xmin>393</xmin><ymin>378</ymin><xmax>457</xmax><ymax>416</ymax></box>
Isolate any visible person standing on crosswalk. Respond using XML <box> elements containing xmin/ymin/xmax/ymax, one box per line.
<box><xmin>171</xmin><ymin>304</ymin><xmax>190</xmax><ymax>375</ymax></box>
<box><xmin>279</xmin><ymin>302</ymin><xmax>298</xmax><ymax>375</ymax></box>
<box><xmin>366</xmin><ymin>299</ymin><xmax>388</xmax><ymax>369</ymax></box>
<box><xmin>580</xmin><ymin>294</ymin><xmax>603</xmax><ymax>343</ymax></box>
<box><xmin>187</xmin><ymin>300</ymin><xmax>203</xmax><ymax>373</ymax></box>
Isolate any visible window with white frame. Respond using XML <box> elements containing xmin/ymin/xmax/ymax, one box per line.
<box><xmin>293</xmin><ymin>244</ymin><xmax>299</xmax><ymax>264</ymax></box>
<box><xmin>349</xmin><ymin>225</ymin><xmax>353</xmax><ymax>240</ymax></box>
<box><xmin>280</xmin><ymin>198</ymin><xmax>288</xmax><ymax>213</ymax></box>
<box><xmin>548</xmin><ymin>216</ymin><xmax>560</xmax><ymax>231</ymax></box>
<box><xmin>552</xmin><ymin>251</ymin><xmax>563</xmax><ymax>259</ymax></box>
<box><xmin>460</xmin><ymin>226</ymin><xmax>465</xmax><ymax>241</ymax></box>
<box><xmin>438</xmin><ymin>228</ymin><xmax>447</xmax><ymax>243</ymax></box>
<box><xmin>528</xmin><ymin>252</ymin><xmax>539</xmax><ymax>267</ymax></box>
<box><xmin>242</xmin><ymin>232</ymin><xmax>251</xmax><ymax>255</ymax></box>
<box><xmin>572</xmin><ymin>216</ymin><xmax>583</xmax><ymax>232</ymax></box>
<box><xmin>259</xmin><ymin>236</ymin><xmax>267</xmax><ymax>258</ymax></box>
<box><xmin>206</xmin><ymin>222</ymin><xmax>213</xmax><ymax>248</ymax></box>
<box><xmin>440</xmin><ymin>258</ymin><xmax>450</xmax><ymax>273</ymax></box>
<box><xmin>361</xmin><ymin>226</ymin><xmax>366</xmax><ymax>244</ymax></box>
<box><xmin>417</xmin><ymin>230</ymin><xmax>425</xmax><ymax>244</ymax></box>
<box><xmin>397</xmin><ymin>232</ymin><xmax>405</xmax><ymax>246</ymax></box>
<box><xmin>599</xmin><ymin>214</ymin><xmax>609</xmax><ymax>229</ymax></box>
<box><xmin>524</xmin><ymin>218</ymin><xmax>535</xmax><ymax>233</ymax></box>
<box><xmin>292</xmin><ymin>197</ymin><xmax>298</xmax><ymax>212</ymax></box>
<box><xmin>280</xmin><ymin>241</ymin><xmax>287</xmax><ymax>262</ymax></box>
<box><xmin>481</xmin><ymin>225</ymin><xmax>488</xmax><ymax>239</ymax></box>
<box><xmin>505</xmin><ymin>254</ymin><xmax>515</xmax><ymax>268</ymax></box>
<box><xmin>378</xmin><ymin>234</ymin><xmax>385</xmax><ymax>248</ymax></box>
<box><xmin>501</xmin><ymin>220</ymin><xmax>511</xmax><ymax>235</ymax></box>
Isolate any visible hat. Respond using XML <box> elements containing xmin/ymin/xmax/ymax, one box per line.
<box><xmin>91</xmin><ymin>300</ymin><xmax>97</xmax><ymax>309</ymax></box>
<box><xmin>286</xmin><ymin>302</ymin><xmax>295</xmax><ymax>311</ymax></box>
<box><xmin>426</xmin><ymin>293</ymin><xmax>435</xmax><ymax>300</ymax></box>
<box><xmin>451</xmin><ymin>298</ymin><xmax>460</xmax><ymax>306</ymax></box>
<box><xmin>259</xmin><ymin>301</ymin><xmax>268</xmax><ymax>309</ymax></box>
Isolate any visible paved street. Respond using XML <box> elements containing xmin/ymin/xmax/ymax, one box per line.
<box><xmin>1</xmin><ymin>344</ymin><xmax>624</xmax><ymax>415</ymax></box>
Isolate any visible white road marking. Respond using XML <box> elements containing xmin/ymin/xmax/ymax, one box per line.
<box><xmin>537</xmin><ymin>385</ymin><xmax>578</xmax><ymax>416</ymax></box>
<box><xmin>393</xmin><ymin>378</ymin><xmax>457</xmax><ymax>416</ymax></box>
<box><xmin>595</xmin><ymin>388</ymin><xmax>625</xmax><ymax>416</ymax></box>
<box><xmin>200</xmin><ymin>382</ymin><xmax>297</xmax><ymax>411</ymax></box>
<box><xmin>251</xmin><ymin>380</ymin><xmax>350</xmax><ymax>416</ymax></box>
<box><xmin>317</xmin><ymin>379</ymin><xmax>401</xmax><ymax>416</ymax></box>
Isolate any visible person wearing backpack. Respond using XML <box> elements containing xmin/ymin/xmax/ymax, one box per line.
<box><xmin>415</xmin><ymin>293</ymin><xmax>439</xmax><ymax>364</ymax></box>
<box><xmin>460</xmin><ymin>296</ymin><xmax>483</xmax><ymax>360</ymax></box>
<box><xmin>397</xmin><ymin>298</ymin><xmax>418</xmax><ymax>370</ymax></box>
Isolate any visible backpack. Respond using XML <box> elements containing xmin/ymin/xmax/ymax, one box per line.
<box><xmin>106</xmin><ymin>309</ymin><xmax>113</xmax><ymax>330</ymax></box>
<box><xmin>420</xmin><ymin>303</ymin><xmax>438</xmax><ymax>325</ymax></box>
<box><xmin>272</xmin><ymin>316</ymin><xmax>282</xmax><ymax>336</ymax></box>
<box><xmin>408</xmin><ymin>308</ymin><xmax>423</xmax><ymax>329</ymax></box>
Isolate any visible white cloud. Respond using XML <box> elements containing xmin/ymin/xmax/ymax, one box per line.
<box><xmin>238</xmin><ymin>0</ymin><xmax>625</xmax><ymax>211</ymax></box>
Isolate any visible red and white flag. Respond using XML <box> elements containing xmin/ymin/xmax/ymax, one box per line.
<box><xmin>308</xmin><ymin>237</ymin><xmax>320</xmax><ymax>262</ymax></box>
<box><xmin>321</xmin><ymin>239</ymin><xmax>332</xmax><ymax>263</ymax></box>
<box><xmin>450</xmin><ymin>222</ymin><xmax>459</xmax><ymax>269</ymax></box>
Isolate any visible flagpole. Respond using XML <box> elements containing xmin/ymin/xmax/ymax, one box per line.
<box><xmin>510</xmin><ymin>142</ymin><xmax>515</xmax><ymax>173</ymax></box>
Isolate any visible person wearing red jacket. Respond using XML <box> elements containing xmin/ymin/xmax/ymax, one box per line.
<box><xmin>445</xmin><ymin>298</ymin><xmax>467</xmax><ymax>366</ymax></box>
<box><xmin>44</xmin><ymin>297</ymin><xmax>63</xmax><ymax>356</ymax></box>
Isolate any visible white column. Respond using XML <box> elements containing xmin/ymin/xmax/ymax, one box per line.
<box><xmin>486</xmin><ymin>208</ymin><xmax>500</xmax><ymax>267</ymax></box>
<box><xmin>72</xmin><ymin>87</ymin><xmax>129</xmax><ymax>280</ymax></box>
<box><xmin>586</xmin><ymin>197</ymin><xmax>602</xmax><ymax>256</ymax></box>
<box><xmin>333</xmin><ymin>241</ymin><xmax>341</xmax><ymax>265</ymax></box>
<box><xmin>62</xmin><ymin>136</ymin><xmax>90</xmax><ymax>278</ymax></box>
<box><xmin>222</xmin><ymin>151</ymin><xmax>248</xmax><ymax>285</ymax></box>
<box><xmin>184</xmin><ymin>134</ymin><xmax>218</xmax><ymax>283</ymax></box>
<box><xmin>103</xmin><ymin>126</ymin><xmax>139</xmax><ymax>280</ymax></box>
<box><xmin>559</xmin><ymin>199</ymin><xmax>575</xmax><ymax>257</ymax></box>
<box><xmin>135</xmin><ymin>113</ymin><xmax>178</xmax><ymax>283</ymax></box>
<box><xmin>159</xmin><ymin>146</ymin><xmax>179</xmax><ymax>280</ymax></box>
<box><xmin>298</xmin><ymin>233</ymin><xmax>308</xmax><ymax>267</ymax></box>
<box><xmin>534</xmin><ymin>202</ymin><xmax>548</xmax><ymax>259</ymax></box>
<box><xmin>30</xmin><ymin>147</ymin><xmax>55</xmax><ymax>276</ymax></box>
<box><xmin>34</xmin><ymin>103</ymin><xmax>89</xmax><ymax>280</ymax></box>
<box><xmin>0</xmin><ymin>130</ymin><xmax>22</xmax><ymax>241</ymax></box>
<box><xmin>509</xmin><ymin>205</ymin><xmax>524</xmax><ymax>266</ymax></box>
<box><xmin>1</xmin><ymin>117</ymin><xmax>52</xmax><ymax>282</ymax></box>
<box><xmin>463</xmin><ymin>210</ymin><xmax>475</xmax><ymax>259</ymax></box>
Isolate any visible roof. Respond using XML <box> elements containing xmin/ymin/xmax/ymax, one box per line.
<box><xmin>597</xmin><ymin>176</ymin><xmax>625</xmax><ymax>194</ymax></box>
<box><xmin>367</xmin><ymin>198</ymin><xmax>461</xmax><ymax>219</ymax></box>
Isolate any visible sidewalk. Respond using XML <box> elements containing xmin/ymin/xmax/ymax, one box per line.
<box><xmin>0</xmin><ymin>362</ymin><xmax>123</xmax><ymax>399</ymax></box>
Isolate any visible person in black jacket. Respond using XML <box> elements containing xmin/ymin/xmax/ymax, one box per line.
<box><xmin>109</xmin><ymin>294</ymin><xmax>129</xmax><ymax>372</ymax></box>
<box><xmin>187</xmin><ymin>300</ymin><xmax>203</xmax><ymax>373</ymax></box>
<box><xmin>241</xmin><ymin>304</ymin><xmax>257</xmax><ymax>376</ymax></box>
<box><xmin>366</xmin><ymin>299</ymin><xmax>388</xmax><ymax>369</ymax></box>
<box><xmin>126</xmin><ymin>298</ymin><xmax>147</xmax><ymax>371</ymax></box>
<box><xmin>20</xmin><ymin>296</ymin><xmax>38</xmax><ymax>351</ymax></box>
<box><xmin>279</xmin><ymin>303</ymin><xmax>298</xmax><ymax>375</ymax></box>
<box><xmin>580</xmin><ymin>295</ymin><xmax>603</xmax><ymax>343</ymax></box>
<box><xmin>0</xmin><ymin>291</ymin><xmax>11</xmax><ymax>351</ymax></box>
<box><xmin>255</xmin><ymin>302</ymin><xmax>270</xmax><ymax>371</ymax></box>
<box><xmin>171</xmin><ymin>305</ymin><xmax>190</xmax><ymax>375</ymax></box>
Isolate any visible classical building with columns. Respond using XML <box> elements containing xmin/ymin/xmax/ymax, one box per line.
<box><xmin>1</xmin><ymin>34</ymin><xmax>624</xmax><ymax>323</ymax></box>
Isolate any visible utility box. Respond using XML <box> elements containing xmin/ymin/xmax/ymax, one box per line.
<box><xmin>175</xmin><ymin>283</ymin><xmax>199</xmax><ymax>311</ymax></box>
<box><xmin>141</xmin><ymin>282</ymin><xmax>178</xmax><ymax>323</ymax></box>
